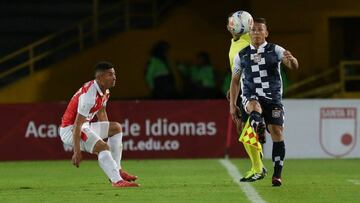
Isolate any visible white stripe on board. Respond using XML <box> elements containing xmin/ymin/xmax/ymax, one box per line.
<box><xmin>219</xmin><ymin>159</ymin><xmax>266</xmax><ymax>203</ymax></box>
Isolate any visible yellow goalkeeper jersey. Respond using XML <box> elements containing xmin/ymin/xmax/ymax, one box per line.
<box><xmin>228</xmin><ymin>33</ymin><xmax>251</xmax><ymax>72</ymax></box>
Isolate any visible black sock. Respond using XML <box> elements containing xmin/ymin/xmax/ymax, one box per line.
<box><xmin>249</xmin><ymin>111</ymin><xmax>262</xmax><ymax>130</ymax></box>
<box><xmin>272</xmin><ymin>141</ymin><xmax>285</xmax><ymax>178</ymax></box>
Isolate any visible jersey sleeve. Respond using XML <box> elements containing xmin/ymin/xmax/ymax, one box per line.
<box><xmin>77</xmin><ymin>93</ymin><xmax>94</xmax><ymax>117</ymax></box>
<box><xmin>275</xmin><ymin>45</ymin><xmax>285</xmax><ymax>61</ymax></box>
<box><xmin>232</xmin><ymin>54</ymin><xmax>242</xmax><ymax>75</ymax></box>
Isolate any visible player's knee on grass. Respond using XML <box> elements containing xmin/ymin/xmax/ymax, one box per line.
<box><xmin>268</xmin><ymin>125</ymin><xmax>284</xmax><ymax>142</ymax></box>
<box><xmin>108</xmin><ymin>122</ymin><xmax>122</xmax><ymax>136</ymax></box>
<box><xmin>93</xmin><ymin>140</ymin><xmax>110</xmax><ymax>154</ymax></box>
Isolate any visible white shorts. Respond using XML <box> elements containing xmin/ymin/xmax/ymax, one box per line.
<box><xmin>59</xmin><ymin>122</ymin><xmax>110</xmax><ymax>153</ymax></box>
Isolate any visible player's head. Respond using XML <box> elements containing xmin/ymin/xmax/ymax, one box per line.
<box><xmin>250</xmin><ymin>17</ymin><xmax>269</xmax><ymax>45</ymax></box>
<box><xmin>227</xmin><ymin>11</ymin><xmax>253</xmax><ymax>37</ymax></box>
<box><xmin>226</xmin><ymin>12</ymin><xmax>238</xmax><ymax>36</ymax></box>
<box><xmin>94</xmin><ymin>61</ymin><xmax>116</xmax><ymax>88</ymax></box>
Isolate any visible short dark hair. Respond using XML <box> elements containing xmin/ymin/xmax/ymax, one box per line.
<box><xmin>94</xmin><ymin>61</ymin><xmax>113</xmax><ymax>74</ymax></box>
<box><xmin>226</xmin><ymin>12</ymin><xmax>235</xmax><ymax>26</ymax></box>
<box><xmin>253</xmin><ymin>17</ymin><xmax>267</xmax><ymax>25</ymax></box>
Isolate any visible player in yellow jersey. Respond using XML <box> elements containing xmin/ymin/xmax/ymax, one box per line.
<box><xmin>226</xmin><ymin>11</ymin><xmax>267</xmax><ymax>182</ymax></box>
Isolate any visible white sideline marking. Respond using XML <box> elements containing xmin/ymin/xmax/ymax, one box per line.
<box><xmin>219</xmin><ymin>159</ymin><xmax>266</xmax><ymax>203</ymax></box>
<box><xmin>348</xmin><ymin>179</ymin><xmax>360</xmax><ymax>185</ymax></box>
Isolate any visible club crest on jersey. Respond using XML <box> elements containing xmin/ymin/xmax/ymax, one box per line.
<box><xmin>272</xmin><ymin>108</ymin><xmax>282</xmax><ymax>118</ymax></box>
<box><xmin>252</xmin><ymin>53</ymin><xmax>262</xmax><ymax>63</ymax></box>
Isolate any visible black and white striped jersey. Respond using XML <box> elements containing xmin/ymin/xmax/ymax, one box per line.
<box><xmin>233</xmin><ymin>41</ymin><xmax>285</xmax><ymax>103</ymax></box>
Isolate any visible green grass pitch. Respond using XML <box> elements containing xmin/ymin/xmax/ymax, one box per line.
<box><xmin>0</xmin><ymin>159</ymin><xmax>359</xmax><ymax>203</ymax></box>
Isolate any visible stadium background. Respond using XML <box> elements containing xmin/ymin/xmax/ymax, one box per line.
<box><xmin>0</xmin><ymin>0</ymin><xmax>359</xmax><ymax>202</ymax></box>
<box><xmin>1</xmin><ymin>0</ymin><xmax>359</xmax><ymax>166</ymax></box>
<box><xmin>1</xmin><ymin>0</ymin><xmax>360</xmax><ymax>102</ymax></box>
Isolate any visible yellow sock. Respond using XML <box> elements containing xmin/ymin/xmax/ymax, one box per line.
<box><xmin>243</xmin><ymin>144</ymin><xmax>255</xmax><ymax>172</ymax></box>
<box><xmin>248</xmin><ymin>146</ymin><xmax>263</xmax><ymax>173</ymax></box>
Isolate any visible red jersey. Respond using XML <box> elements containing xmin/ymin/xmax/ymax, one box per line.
<box><xmin>61</xmin><ymin>80</ymin><xmax>110</xmax><ymax>127</ymax></box>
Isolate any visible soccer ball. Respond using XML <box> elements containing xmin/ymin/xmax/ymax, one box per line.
<box><xmin>229</xmin><ymin>11</ymin><xmax>253</xmax><ymax>35</ymax></box>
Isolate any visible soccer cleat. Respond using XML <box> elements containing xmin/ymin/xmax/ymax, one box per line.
<box><xmin>240</xmin><ymin>176</ymin><xmax>253</xmax><ymax>182</ymax></box>
<box><xmin>112</xmin><ymin>180</ymin><xmax>139</xmax><ymax>188</ymax></box>
<box><xmin>256</xmin><ymin>122</ymin><xmax>266</xmax><ymax>144</ymax></box>
<box><xmin>239</xmin><ymin>177</ymin><xmax>248</xmax><ymax>182</ymax></box>
<box><xmin>120</xmin><ymin>169</ymin><xmax>138</xmax><ymax>182</ymax></box>
<box><xmin>240</xmin><ymin>170</ymin><xmax>255</xmax><ymax>182</ymax></box>
<box><xmin>240</xmin><ymin>167</ymin><xmax>267</xmax><ymax>182</ymax></box>
<box><xmin>248</xmin><ymin>169</ymin><xmax>267</xmax><ymax>182</ymax></box>
<box><xmin>247</xmin><ymin>173</ymin><xmax>264</xmax><ymax>182</ymax></box>
<box><xmin>272</xmin><ymin>176</ymin><xmax>282</xmax><ymax>187</ymax></box>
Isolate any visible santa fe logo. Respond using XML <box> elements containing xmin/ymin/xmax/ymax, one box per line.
<box><xmin>320</xmin><ymin>107</ymin><xmax>357</xmax><ymax>157</ymax></box>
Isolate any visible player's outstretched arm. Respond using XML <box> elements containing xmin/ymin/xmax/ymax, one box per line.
<box><xmin>72</xmin><ymin>113</ymin><xmax>87</xmax><ymax>168</ymax></box>
<box><xmin>282</xmin><ymin>50</ymin><xmax>299</xmax><ymax>69</ymax></box>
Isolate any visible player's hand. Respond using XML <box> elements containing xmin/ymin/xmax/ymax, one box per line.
<box><xmin>226</xmin><ymin>90</ymin><xmax>230</xmax><ymax>101</ymax></box>
<box><xmin>283</xmin><ymin>50</ymin><xmax>293</xmax><ymax>60</ymax></box>
<box><xmin>72</xmin><ymin>151</ymin><xmax>82</xmax><ymax>168</ymax></box>
<box><xmin>235</xmin><ymin>120</ymin><xmax>243</xmax><ymax>134</ymax></box>
<box><xmin>283</xmin><ymin>50</ymin><xmax>298</xmax><ymax>69</ymax></box>
<box><xmin>230</xmin><ymin>104</ymin><xmax>241</xmax><ymax>124</ymax></box>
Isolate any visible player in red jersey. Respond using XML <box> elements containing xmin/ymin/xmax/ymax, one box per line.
<box><xmin>59</xmin><ymin>61</ymin><xmax>139</xmax><ymax>188</ymax></box>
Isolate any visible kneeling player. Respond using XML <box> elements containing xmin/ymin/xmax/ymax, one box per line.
<box><xmin>59</xmin><ymin>61</ymin><xmax>139</xmax><ymax>188</ymax></box>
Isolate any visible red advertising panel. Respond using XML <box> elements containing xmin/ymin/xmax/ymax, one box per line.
<box><xmin>0</xmin><ymin>100</ymin><xmax>245</xmax><ymax>160</ymax></box>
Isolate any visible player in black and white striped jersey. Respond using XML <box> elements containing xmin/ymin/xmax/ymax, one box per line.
<box><xmin>229</xmin><ymin>17</ymin><xmax>298</xmax><ymax>186</ymax></box>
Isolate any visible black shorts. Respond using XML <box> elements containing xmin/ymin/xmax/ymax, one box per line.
<box><xmin>259</xmin><ymin>100</ymin><xmax>284</xmax><ymax>126</ymax></box>
<box><xmin>242</xmin><ymin>95</ymin><xmax>284</xmax><ymax>126</ymax></box>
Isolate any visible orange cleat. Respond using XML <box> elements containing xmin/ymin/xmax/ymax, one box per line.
<box><xmin>112</xmin><ymin>180</ymin><xmax>139</xmax><ymax>188</ymax></box>
<box><xmin>120</xmin><ymin>169</ymin><xmax>138</xmax><ymax>182</ymax></box>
